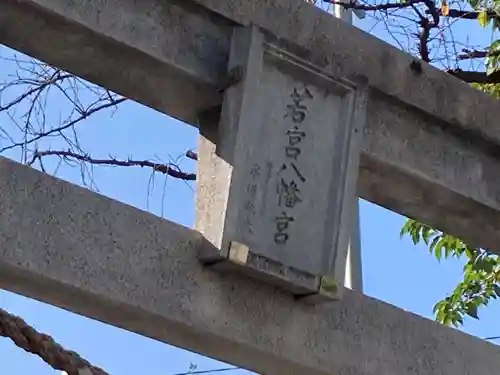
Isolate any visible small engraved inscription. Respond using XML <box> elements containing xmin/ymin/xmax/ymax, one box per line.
<box><xmin>277</xmin><ymin>178</ymin><xmax>302</xmax><ymax>208</ymax></box>
<box><xmin>285</xmin><ymin>87</ymin><xmax>313</xmax><ymax>124</ymax></box>
<box><xmin>278</xmin><ymin>163</ymin><xmax>306</xmax><ymax>184</ymax></box>
<box><xmin>273</xmin><ymin>85</ymin><xmax>313</xmax><ymax>244</ymax></box>
<box><xmin>244</xmin><ymin>163</ymin><xmax>261</xmax><ymax>234</ymax></box>
<box><xmin>285</xmin><ymin>128</ymin><xmax>306</xmax><ymax>159</ymax></box>
<box><xmin>274</xmin><ymin>212</ymin><xmax>295</xmax><ymax>244</ymax></box>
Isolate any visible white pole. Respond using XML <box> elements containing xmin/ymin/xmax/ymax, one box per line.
<box><xmin>333</xmin><ymin>3</ymin><xmax>354</xmax><ymax>23</ymax></box>
<box><xmin>344</xmin><ymin>198</ymin><xmax>363</xmax><ymax>291</ymax></box>
<box><xmin>330</xmin><ymin>1</ymin><xmax>364</xmax><ymax>293</ymax></box>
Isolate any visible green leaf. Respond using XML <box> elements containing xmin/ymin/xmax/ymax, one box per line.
<box><xmin>422</xmin><ymin>226</ymin><xmax>431</xmax><ymax>244</ymax></box>
<box><xmin>490</xmin><ymin>39</ymin><xmax>500</xmax><ymax>50</ymax></box>
<box><xmin>472</xmin><ymin>82</ymin><xmax>500</xmax><ymax>99</ymax></box>
<box><xmin>494</xmin><ymin>284</ymin><xmax>500</xmax><ymax>297</ymax></box>
<box><xmin>444</xmin><ymin>239</ymin><xmax>452</xmax><ymax>258</ymax></box>
<box><xmin>430</xmin><ymin>235</ymin><xmax>441</xmax><ymax>253</ymax></box>
<box><xmin>435</xmin><ymin>243</ymin><xmax>442</xmax><ymax>261</ymax></box>
<box><xmin>468</xmin><ymin>282</ymin><xmax>481</xmax><ymax>294</ymax></box>
<box><xmin>399</xmin><ymin>219</ymin><xmax>500</xmax><ymax>327</ymax></box>
<box><xmin>411</xmin><ymin>229</ymin><xmax>420</xmax><ymax>245</ymax></box>
<box><xmin>487</xmin><ymin>66</ymin><xmax>498</xmax><ymax>76</ymax></box>
<box><xmin>433</xmin><ymin>237</ymin><xmax>448</xmax><ymax>260</ymax></box>
<box><xmin>432</xmin><ymin>301</ymin><xmax>442</xmax><ymax>314</ymax></box>
<box><xmin>486</xmin><ymin>54</ymin><xmax>500</xmax><ymax>75</ymax></box>
<box><xmin>477</xmin><ymin>10</ymin><xmax>490</xmax><ymax>27</ymax></box>
<box><xmin>493</xmin><ymin>9</ymin><xmax>500</xmax><ymax>30</ymax></box>
<box><xmin>482</xmin><ymin>260</ymin><xmax>494</xmax><ymax>273</ymax></box>
<box><xmin>436</xmin><ymin>307</ymin><xmax>447</xmax><ymax>324</ymax></box>
<box><xmin>399</xmin><ymin>220</ymin><xmax>413</xmax><ymax>238</ymax></box>
<box><xmin>465</xmin><ymin>246</ymin><xmax>475</xmax><ymax>260</ymax></box>
<box><xmin>443</xmin><ymin>316</ymin><xmax>453</xmax><ymax>326</ymax></box>
<box><xmin>450</xmin><ymin>290</ymin><xmax>461</xmax><ymax>305</ymax></box>
<box><xmin>466</xmin><ymin>303</ymin><xmax>479</xmax><ymax>320</ymax></box>
<box><xmin>469</xmin><ymin>0</ymin><xmax>480</xmax><ymax>8</ymax></box>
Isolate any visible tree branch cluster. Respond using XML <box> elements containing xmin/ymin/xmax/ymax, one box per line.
<box><xmin>323</xmin><ymin>0</ymin><xmax>500</xmax><ymax>84</ymax></box>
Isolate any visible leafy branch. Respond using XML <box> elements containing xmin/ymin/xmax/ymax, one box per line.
<box><xmin>401</xmin><ymin>220</ymin><xmax>500</xmax><ymax>326</ymax></box>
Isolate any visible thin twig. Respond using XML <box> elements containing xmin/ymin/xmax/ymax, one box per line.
<box><xmin>434</xmin><ymin>8</ymin><xmax>498</xmax><ymax>19</ymax></box>
<box><xmin>185</xmin><ymin>150</ymin><xmax>198</xmax><ymax>161</ymax></box>
<box><xmin>0</xmin><ymin>72</ymin><xmax>72</xmax><ymax>112</ymax></box>
<box><xmin>447</xmin><ymin>69</ymin><xmax>500</xmax><ymax>83</ymax></box>
<box><xmin>323</xmin><ymin>0</ymin><xmax>425</xmax><ymax>11</ymax></box>
<box><xmin>457</xmin><ymin>49</ymin><xmax>500</xmax><ymax>60</ymax></box>
<box><xmin>30</xmin><ymin>150</ymin><xmax>196</xmax><ymax>181</ymax></box>
<box><xmin>0</xmin><ymin>97</ymin><xmax>127</xmax><ymax>154</ymax></box>
<box><xmin>484</xmin><ymin>335</ymin><xmax>500</xmax><ymax>341</ymax></box>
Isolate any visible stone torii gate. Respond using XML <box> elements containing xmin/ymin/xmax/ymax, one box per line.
<box><xmin>1</xmin><ymin>1</ymin><xmax>500</xmax><ymax>375</ymax></box>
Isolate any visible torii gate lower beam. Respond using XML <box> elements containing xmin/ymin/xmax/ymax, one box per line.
<box><xmin>0</xmin><ymin>156</ymin><xmax>498</xmax><ymax>375</ymax></box>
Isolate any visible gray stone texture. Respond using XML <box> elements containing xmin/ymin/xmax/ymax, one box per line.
<box><xmin>0</xmin><ymin>156</ymin><xmax>499</xmax><ymax>375</ymax></box>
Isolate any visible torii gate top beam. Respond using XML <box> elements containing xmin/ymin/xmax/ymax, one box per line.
<box><xmin>5</xmin><ymin>0</ymin><xmax>498</xmax><ymax>134</ymax></box>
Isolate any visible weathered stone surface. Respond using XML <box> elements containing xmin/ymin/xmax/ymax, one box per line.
<box><xmin>0</xmin><ymin>156</ymin><xmax>499</xmax><ymax>375</ymax></box>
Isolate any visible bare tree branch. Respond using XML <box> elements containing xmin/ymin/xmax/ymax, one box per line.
<box><xmin>0</xmin><ymin>97</ymin><xmax>127</xmax><ymax>154</ymax></box>
<box><xmin>185</xmin><ymin>150</ymin><xmax>198</xmax><ymax>161</ymax></box>
<box><xmin>435</xmin><ymin>8</ymin><xmax>497</xmax><ymax>19</ymax></box>
<box><xmin>29</xmin><ymin>150</ymin><xmax>196</xmax><ymax>181</ymax></box>
<box><xmin>323</xmin><ymin>0</ymin><xmax>425</xmax><ymax>11</ymax></box>
<box><xmin>457</xmin><ymin>49</ymin><xmax>500</xmax><ymax>60</ymax></box>
<box><xmin>484</xmin><ymin>335</ymin><xmax>500</xmax><ymax>341</ymax></box>
<box><xmin>0</xmin><ymin>71</ymin><xmax>72</xmax><ymax>112</ymax></box>
<box><xmin>458</xmin><ymin>49</ymin><xmax>489</xmax><ymax>59</ymax></box>
<box><xmin>419</xmin><ymin>21</ymin><xmax>432</xmax><ymax>62</ymax></box>
<box><xmin>447</xmin><ymin>69</ymin><xmax>500</xmax><ymax>83</ymax></box>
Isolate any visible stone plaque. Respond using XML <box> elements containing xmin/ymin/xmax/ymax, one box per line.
<box><xmin>196</xmin><ymin>26</ymin><xmax>367</xmax><ymax>300</ymax></box>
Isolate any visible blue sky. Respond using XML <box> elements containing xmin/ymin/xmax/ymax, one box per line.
<box><xmin>0</xmin><ymin>3</ymin><xmax>499</xmax><ymax>374</ymax></box>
